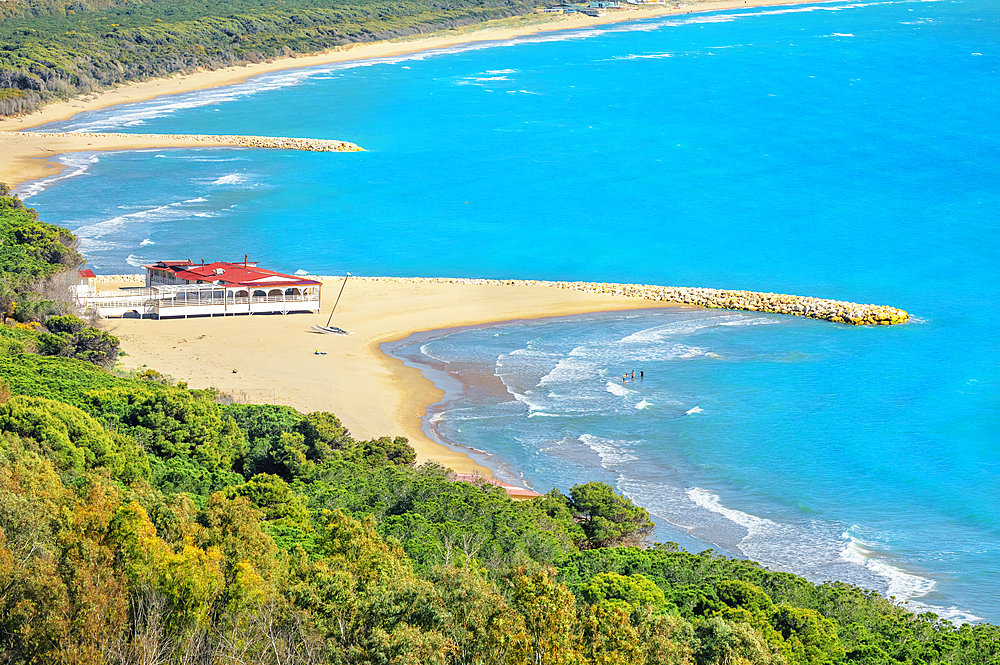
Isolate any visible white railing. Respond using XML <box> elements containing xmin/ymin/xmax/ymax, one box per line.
<box><xmin>75</xmin><ymin>287</ymin><xmax>320</xmax><ymax>317</ymax></box>
<box><xmin>157</xmin><ymin>294</ymin><xmax>318</xmax><ymax>307</ymax></box>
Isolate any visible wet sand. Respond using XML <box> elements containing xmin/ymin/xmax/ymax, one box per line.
<box><xmin>108</xmin><ymin>276</ymin><xmax>679</xmax><ymax>476</ymax></box>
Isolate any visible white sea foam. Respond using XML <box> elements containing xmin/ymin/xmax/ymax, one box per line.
<box><xmin>580</xmin><ymin>434</ymin><xmax>637</xmax><ymax>469</ymax></box>
<box><xmin>618</xmin><ymin>314</ymin><xmax>747</xmax><ymax>344</ymax></box>
<box><xmin>31</xmin><ymin>0</ymin><xmax>891</xmax><ymax>131</ymax></box>
<box><xmin>70</xmin><ymin>198</ymin><xmax>220</xmax><ymax>254</ymax></box>
<box><xmin>139</xmin><ymin>238</ymin><xmax>155</xmax><ymax>246</ymax></box>
<box><xmin>839</xmin><ymin>537</ymin><xmax>935</xmax><ymax>600</ymax></box>
<box><xmin>539</xmin><ymin>353</ymin><xmax>597</xmax><ymax>386</ymax></box>
<box><xmin>419</xmin><ymin>343</ymin><xmax>452</xmax><ymax>364</ymax></box>
<box><xmin>185</xmin><ymin>197</ymin><xmax>208</xmax><ymax>203</ymax></box>
<box><xmin>614</xmin><ymin>52</ymin><xmax>675</xmax><ymax>61</ymax></box>
<box><xmin>635</xmin><ymin>399</ymin><xmax>650</xmax><ymax>410</ymax></box>
<box><xmin>718</xmin><ymin>317</ymin><xmax>780</xmax><ymax>327</ymax></box>
<box><xmin>125</xmin><ymin>254</ymin><xmax>145</xmax><ymax>267</ymax></box>
<box><xmin>211</xmin><ymin>174</ymin><xmax>246</xmax><ymax>185</ymax></box>
<box><xmin>606</xmin><ymin>381</ymin><xmax>630</xmax><ymax>396</ymax></box>
<box><xmin>17</xmin><ymin>154</ymin><xmax>99</xmax><ymax>199</ymax></box>
<box><xmin>685</xmin><ymin>406</ymin><xmax>703</xmax><ymax>415</ymax></box>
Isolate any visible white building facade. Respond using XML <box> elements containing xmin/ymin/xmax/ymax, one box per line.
<box><xmin>73</xmin><ymin>260</ymin><xmax>322</xmax><ymax>319</ymax></box>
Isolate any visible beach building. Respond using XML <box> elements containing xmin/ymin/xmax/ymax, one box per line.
<box><xmin>76</xmin><ymin>269</ymin><xmax>97</xmax><ymax>292</ymax></box>
<box><xmin>73</xmin><ymin>259</ymin><xmax>322</xmax><ymax>319</ymax></box>
<box><xmin>589</xmin><ymin>1</ymin><xmax>619</xmax><ymax>8</ymax></box>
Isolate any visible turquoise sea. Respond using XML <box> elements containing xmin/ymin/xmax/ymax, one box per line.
<box><xmin>19</xmin><ymin>0</ymin><xmax>999</xmax><ymax>623</ymax></box>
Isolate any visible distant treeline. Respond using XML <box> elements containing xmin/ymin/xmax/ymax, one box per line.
<box><xmin>0</xmin><ymin>0</ymin><xmax>532</xmax><ymax>116</ymax></box>
<box><xmin>1</xmin><ymin>195</ymin><xmax>999</xmax><ymax>663</ymax></box>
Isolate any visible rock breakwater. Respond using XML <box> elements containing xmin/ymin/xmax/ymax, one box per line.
<box><xmin>1</xmin><ymin>131</ymin><xmax>363</xmax><ymax>152</ymax></box>
<box><xmin>97</xmin><ymin>274</ymin><xmax>908</xmax><ymax>325</ymax></box>
<box><xmin>339</xmin><ymin>276</ymin><xmax>910</xmax><ymax>325</ymax></box>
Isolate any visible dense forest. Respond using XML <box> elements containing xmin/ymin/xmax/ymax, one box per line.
<box><xmin>0</xmin><ymin>193</ymin><xmax>998</xmax><ymax>663</ymax></box>
<box><xmin>0</xmin><ymin>0</ymin><xmax>534</xmax><ymax>116</ymax></box>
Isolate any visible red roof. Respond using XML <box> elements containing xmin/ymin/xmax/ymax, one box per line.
<box><xmin>452</xmin><ymin>473</ymin><xmax>541</xmax><ymax>499</ymax></box>
<box><xmin>144</xmin><ymin>260</ymin><xmax>320</xmax><ymax>288</ymax></box>
<box><xmin>78</xmin><ymin>269</ymin><xmax>96</xmax><ymax>278</ymax></box>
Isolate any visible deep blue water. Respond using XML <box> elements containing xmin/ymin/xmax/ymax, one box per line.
<box><xmin>20</xmin><ymin>0</ymin><xmax>999</xmax><ymax>622</ymax></box>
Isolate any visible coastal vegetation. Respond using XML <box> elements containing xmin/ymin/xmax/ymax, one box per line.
<box><xmin>1</xmin><ymin>195</ymin><xmax>998</xmax><ymax>663</ymax></box>
<box><xmin>0</xmin><ymin>0</ymin><xmax>533</xmax><ymax>116</ymax></box>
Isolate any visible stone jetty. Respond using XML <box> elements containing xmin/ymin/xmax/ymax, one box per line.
<box><xmin>339</xmin><ymin>276</ymin><xmax>910</xmax><ymax>325</ymax></box>
<box><xmin>95</xmin><ymin>275</ymin><xmax>908</xmax><ymax>325</ymax></box>
<box><xmin>1</xmin><ymin>131</ymin><xmax>363</xmax><ymax>152</ymax></box>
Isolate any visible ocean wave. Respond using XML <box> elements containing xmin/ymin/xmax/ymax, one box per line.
<box><xmin>70</xmin><ymin>197</ymin><xmax>221</xmax><ymax>255</ymax></box>
<box><xmin>125</xmin><ymin>254</ymin><xmax>145</xmax><ymax>267</ymax></box>
<box><xmin>606</xmin><ymin>380</ymin><xmax>631</xmax><ymax>396</ymax></box>
<box><xmin>139</xmin><ymin>238</ymin><xmax>154</xmax><ymax>246</ymax></box>
<box><xmin>539</xmin><ymin>353</ymin><xmax>597</xmax><ymax>386</ymax></box>
<box><xmin>839</xmin><ymin>536</ymin><xmax>935</xmax><ymax>600</ymax></box>
<box><xmin>617</xmin><ymin>314</ymin><xmax>750</xmax><ymax>344</ymax></box>
<box><xmin>211</xmin><ymin>174</ymin><xmax>246</xmax><ymax>185</ymax></box>
<box><xmin>674</xmin><ymin>488</ymin><xmax>974</xmax><ymax>618</ymax></box>
<box><xmin>635</xmin><ymin>399</ymin><xmax>651</xmax><ymax>410</ymax></box>
<box><xmin>580</xmin><ymin>434</ymin><xmax>637</xmax><ymax>470</ymax></box>
<box><xmin>419</xmin><ymin>342</ymin><xmax>453</xmax><ymax>364</ymax></box>
<box><xmin>718</xmin><ymin>317</ymin><xmax>780</xmax><ymax>327</ymax></box>
<box><xmin>685</xmin><ymin>406</ymin><xmax>703</xmax><ymax>415</ymax></box>
<box><xmin>17</xmin><ymin>153</ymin><xmax>99</xmax><ymax>199</ymax></box>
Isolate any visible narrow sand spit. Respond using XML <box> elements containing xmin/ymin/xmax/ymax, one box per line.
<box><xmin>0</xmin><ymin>0</ymin><xmax>817</xmax><ymax>189</ymax></box>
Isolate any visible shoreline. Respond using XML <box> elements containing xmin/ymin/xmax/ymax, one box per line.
<box><xmin>0</xmin><ymin>0</ymin><xmax>822</xmax><ymax>190</ymax></box>
<box><xmin>102</xmin><ymin>273</ymin><xmax>907</xmax><ymax>481</ymax></box>
<box><xmin>105</xmin><ymin>275</ymin><xmax>685</xmax><ymax>479</ymax></box>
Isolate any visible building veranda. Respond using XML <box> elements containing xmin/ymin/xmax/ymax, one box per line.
<box><xmin>73</xmin><ymin>260</ymin><xmax>322</xmax><ymax>319</ymax></box>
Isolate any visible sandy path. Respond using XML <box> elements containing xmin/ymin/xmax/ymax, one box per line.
<box><xmin>109</xmin><ymin>277</ymin><xmax>678</xmax><ymax>476</ymax></box>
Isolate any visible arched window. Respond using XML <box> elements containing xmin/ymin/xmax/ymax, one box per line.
<box><xmin>284</xmin><ymin>288</ymin><xmax>301</xmax><ymax>296</ymax></box>
<box><xmin>253</xmin><ymin>290</ymin><xmax>266</xmax><ymax>297</ymax></box>
<box><xmin>267</xmin><ymin>289</ymin><xmax>283</xmax><ymax>297</ymax></box>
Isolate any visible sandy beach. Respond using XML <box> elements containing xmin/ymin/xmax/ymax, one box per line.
<box><xmin>0</xmin><ymin>0</ymin><xmax>813</xmax><ymax>189</ymax></box>
<box><xmin>5</xmin><ymin>0</ymin><xmax>812</xmax><ymax>477</ymax></box>
<box><xmin>107</xmin><ymin>276</ymin><xmax>678</xmax><ymax>477</ymax></box>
